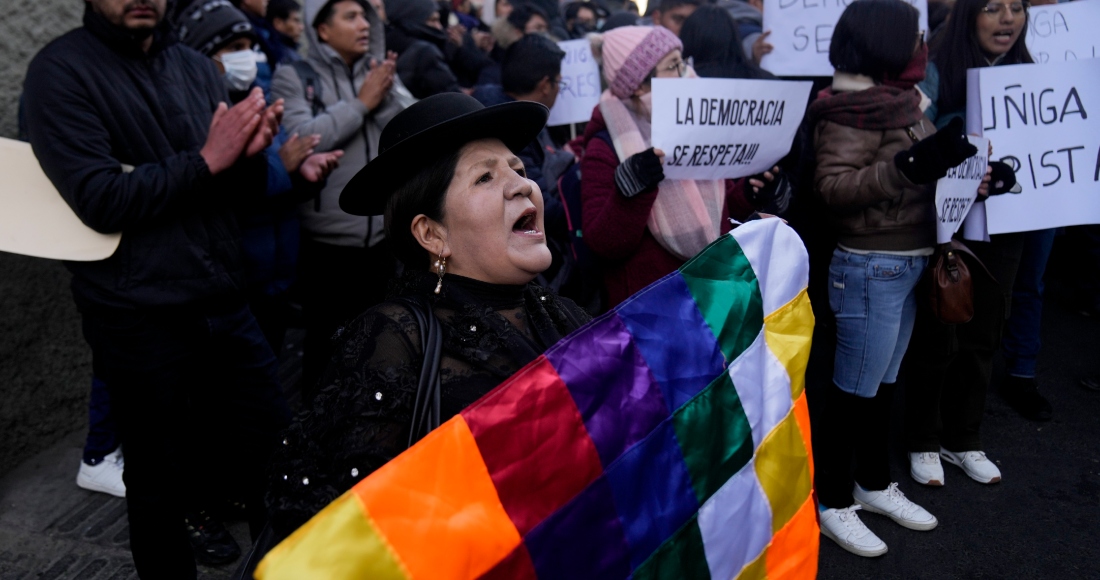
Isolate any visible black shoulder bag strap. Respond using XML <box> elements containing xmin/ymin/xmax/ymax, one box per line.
<box><xmin>290</xmin><ymin>60</ymin><xmax>326</xmax><ymax>118</ymax></box>
<box><xmin>232</xmin><ymin>296</ymin><xmax>443</xmax><ymax>580</ymax></box>
<box><xmin>395</xmin><ymin>294</ymin><xmax>444</xmax><ymax>449</ymax></box>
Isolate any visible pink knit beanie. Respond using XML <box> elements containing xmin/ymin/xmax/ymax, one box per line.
<box><xmin>599</xmin><ymin>26</ymin><xmax>683</xmax><ymax>99</ymax></box>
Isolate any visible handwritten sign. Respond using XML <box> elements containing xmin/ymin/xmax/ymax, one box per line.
<box><xmin>966</xmin><ymin>59</ymin><xmax>1100</xmax><ymax>234</ymax></box>
<box><xmin>935</xmin><ymin>136</ymin><xmax>989</xmax><ymax>244</ymax></box>
<box><xmin>759</xmin><ymin>0</ymin><xmax>927</xmax><ymax>77</ymax></box>
<box><xmin>651</xmin><ymin>78</ymin><xmax>812</xmax><ymax>180</ymax></box>
<box><xmin>547</xmin><ymin>39</ymin><xmax>601</xmax><ymax>126</ymax></box>
<box><xmin>1026</xmin><ymin>1</ymin><xmax>1100</xmax><ymax>64</ymax></box>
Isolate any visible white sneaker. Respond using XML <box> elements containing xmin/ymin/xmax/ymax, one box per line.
<box><xmin>853</xmin><ymin>482</ymin><xmax>937</xmax><ymax>531</ymax></box>
<box><xmin>76</xmin><ymin>447</ymin><xmax>126</xmax><ymax>498</ymax></box>
<box><xmin>909</xmin><ymin>452</ymin><xmax>945</xmax><ymax>486</ymax></box>
<box><xmin>940</xmin><ymin>448</ymin><xmax>1002</xmax><ymax>484</ymax></box>
<box><xmin>819</xmin><ymin>505</ymin><xmax>888</xmax><ymax>558</ymax></box>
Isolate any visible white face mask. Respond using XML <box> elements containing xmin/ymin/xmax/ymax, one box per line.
<box><xmin>218</xmin><ymin>49</ymin><xmax>258</xmax><ymax>91</ymax></box>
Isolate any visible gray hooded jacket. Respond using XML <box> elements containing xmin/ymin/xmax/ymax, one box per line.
<box><xmin>271</xmin><ymin>0</ymin><xmax>415</xmax><ymax>248</ymax></box>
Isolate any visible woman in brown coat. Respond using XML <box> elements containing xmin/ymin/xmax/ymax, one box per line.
<box><xmin>808</xmin><ymin>0</ymin><xmax>981</xmax><ymax>559</ymax></box>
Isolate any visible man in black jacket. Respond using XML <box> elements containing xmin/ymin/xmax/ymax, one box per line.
<box><xmin>23</xmin><ymin>0</ymin><xmax>290</xmax><ymax>577</ymax></box>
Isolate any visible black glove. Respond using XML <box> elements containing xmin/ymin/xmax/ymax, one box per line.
<box><xmin>987</xmin><ymin>160</ymin><xmax>1021</xmax><ymax>196</ymax></box>
<box><xmin>746</xmin><ymin>170</ymin><xmax>793</xmax><ymax>215</ymax></box>
<box><xmin>894</xmin><ymin>117</ymin><xmax>978</xmax><ymax>185</ymax></box>
<box><xmin>614</xmin><ymin>148</ymin><xmax>665</xmax><ymax>198</ymax></box>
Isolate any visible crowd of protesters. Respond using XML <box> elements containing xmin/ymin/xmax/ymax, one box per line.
<box><xmin>17</xmin><ymin>0</ymin><xmax>1100</xmax><ymax>576</ymax></box>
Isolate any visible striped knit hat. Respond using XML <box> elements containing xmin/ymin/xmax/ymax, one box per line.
<box><xmin>600</xmin><ymin>26</ymin><xmax>682</xmax><ymax>99</ymax></box>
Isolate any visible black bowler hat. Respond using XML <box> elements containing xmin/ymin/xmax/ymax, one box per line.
<box><xmin>339</xmin><ymin>93</ymin><xmax>550</xmax><ymax>217</ymax></box>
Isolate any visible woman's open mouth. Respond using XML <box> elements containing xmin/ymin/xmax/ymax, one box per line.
<box><xmin>992</xmin><ymin>29</ymin><xmax>1017</xmax><ymax>44</ymax></box>
<box><xmin>512</xmin><ymin>208</ymin><xmax>541</xmax><ymax>236</ymax></box>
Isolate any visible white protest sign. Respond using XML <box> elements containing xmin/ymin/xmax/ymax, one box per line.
<box><xmin>651</xmin><ymin>78</ymin><xmax>812</xmax><ymax>180</ymax></box>
<box><xmin>0</xmin><ymin>137</ymin><xmax>121</xmax><ymax>261</ymax></box>
<box><xmin>760</xmin><ymin>0</ymin><xmax>928</xmax><ymax>77</ymax></box>
<box><xmin>935</xmin><ymin>136</ymin><xmax>989</xmax><ymax>244</ymax></box>
<box><xmin>547</xmin><ymin>39</ymin><xmax>601</xmax><ymax>126</ymax></box>
<box><xmin>965</xmin><ymin>59</ymin><xmax>1100</xmax><ymax>234</ymax></box>
<box><xmin>1026</xmin><ymin>1</ymin><xmax>1100</xmax><ymax>64</ymax></box>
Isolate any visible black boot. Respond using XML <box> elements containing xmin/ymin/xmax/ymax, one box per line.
<box><xmin>1001</xmin><ymin>375</ymin><xmax>1052</xmax><ymax>421</ymax></box>
<box><xmin>184</xmin><ymin>509</ymin><xmax>241</xmax><ymax>566</ymax></box>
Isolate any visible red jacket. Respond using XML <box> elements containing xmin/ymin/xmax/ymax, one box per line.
<box><xmin>579</xmin><ymin>106</ymin><xmax>753</xmax><ymax>307</ymax></box>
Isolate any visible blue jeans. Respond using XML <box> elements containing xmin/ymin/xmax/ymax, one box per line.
<box><xmin>1002</xmin><ymin>229</ymin><xmax>1057</xmax><ymax>378</ymax></box>
<box><xmin>829</xmin><ymin>249</ymin><xmax>928</xmax><ymax>398</ymax></box>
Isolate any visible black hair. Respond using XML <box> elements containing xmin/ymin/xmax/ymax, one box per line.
<box><xmin>564</xmin><ymin>2</ymin><xmax>598</xmax><ymax>21</ymax></box>
<box><xmin>312</xmin><ymin>0</ymin><xmax>369</xmax><ymax>29</ymax></box>
<box><xmin>502</xmin><ymin>34</ymin><xmax>566</xmax><ymax>94</ymax></box>
<box><xmin>384</xmin><ymin>150</ymin><xmax>462</xmax><ymax>268</ymax></box>
<box><xmin>680</xmin><ymin>5</ymin><xmax>773</xmax><ymax>80</ymax></box>
<box><xmin>931</xmin><ymin>0</ymin><xmax>1033</xmax><ymax>113</ymax></box>
<box><xmin>829</xmin><ymin>0</ymin><xmax>920</xmax><ymax>80</ymax></box>
<box><xmin>507</xmin><ymin>3</ymin><xmax>550</xmax><ymax>31</ymax></box>
<box><xmin>655</xmin><ymin>0</ymin><xmax>701</xmax><ymax>14</ymax></box>
<box><xmin>267</xmin><ymin>0</ymin><xmax>300</xmax><ymax>22</ymax></box>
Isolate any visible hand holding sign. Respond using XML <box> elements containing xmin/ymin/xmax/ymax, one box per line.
<box><xmin>935</xmin><ymin>135</ymin><xmax>990</xmax><ymax>244</ymax></box>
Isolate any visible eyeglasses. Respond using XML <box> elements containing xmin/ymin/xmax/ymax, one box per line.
<box><xmin>658</xmin><ymin>56</ymin><xmax>694</xmax><ymax>78</ymax></box>
<box><xmin>981</xmin><ymin>2</ymin><xmax>1027</xmax><ymax>16</ymax></box>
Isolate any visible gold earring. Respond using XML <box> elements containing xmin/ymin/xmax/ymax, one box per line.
<box><xmin>433</xmin><ymin>253</ymin><xmax>447</xmax><ymax>295</ymax></box>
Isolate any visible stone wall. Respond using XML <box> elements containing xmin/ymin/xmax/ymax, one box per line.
<box><xmin>0</xmin><ymin>2</ymin><xmax>84</xmax><ymax>139</ymax></box>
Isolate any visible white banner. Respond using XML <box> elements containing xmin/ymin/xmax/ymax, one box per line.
<box><xmin>966</xmin><ymin>59</ymin><xmax>1100</xmax><ymax>234</ymax></box>
<box><xmin>651</xmin><ymin>78</ymin><xmax>812</xmax><ymax>180</ymax></box>
<box><xmin>547</xmin><ymin>39</ymin><xmax>601</xmax><ymax>126</ymax></box>
<box><xmin>759</xmin><ymin>0</ymin><xmax>927</xmax><ymax>77</ymax></box>
<box><xmin>935</xmin><ymin>136</ymin><xmax>989</xmax><ymax>244</ymax></box>
<box><xmin>0</xmin><ymin>138</ymin><xmax>121</xmax><ymax>261</ymax></box>
<box><xmin>1026</xmin><ymin>1</ymin><xmax>1100</xmax><ymax>64</ymax></box>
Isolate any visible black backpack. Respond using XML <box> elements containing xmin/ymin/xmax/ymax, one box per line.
<box><xmin>289</xmin><ymin>61</ymin><xmax>326</xmax><ymax>118</ymax></box>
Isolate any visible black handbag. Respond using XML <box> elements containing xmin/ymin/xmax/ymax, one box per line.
<box><xmin>233</xmin><ymin>294</ymin><xmax>444</xmax><ymax>579</ymax></box>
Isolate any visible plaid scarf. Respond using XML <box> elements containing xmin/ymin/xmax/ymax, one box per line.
<box><xmin>599</xmin><ymin>89</ymin><xmax>726</xmax><ymax>262</ymax></box>
<box><xmin>808</xmin><ymin>45</ymin><xmax>929</xmax><ymax>131</ymax></box>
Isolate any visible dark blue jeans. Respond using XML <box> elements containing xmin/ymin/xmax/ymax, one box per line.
<box><xmin>1003</xmin><ymin>229</ymin><xmax>1057</xmax><ymax>378</ymax></box>
<box><xmin>83</xmin><ymin>375</ymin><xmax>119</xmax><ymax>465</ymax></box>
<box><xmin>79</xmin><ymin>296</ymin><xmax>290</xmax><ymax>580</ymax></box>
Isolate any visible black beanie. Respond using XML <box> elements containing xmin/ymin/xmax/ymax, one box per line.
<box><xmin>177</xmin><ymin>0</ymin><xmax>258</xmax><ymax>56</ymax></box>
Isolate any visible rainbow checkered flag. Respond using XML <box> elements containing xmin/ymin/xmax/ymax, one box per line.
<box><xmin>257</xmin><ymin>218</ymin><xmax>817</xmax><ymax>580</ymax></box>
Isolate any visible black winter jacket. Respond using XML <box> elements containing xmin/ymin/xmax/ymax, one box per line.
<box><xmin>23</xmin><ymin>8</ymin><xmax>266</xmax><ymax>310</ymax></box>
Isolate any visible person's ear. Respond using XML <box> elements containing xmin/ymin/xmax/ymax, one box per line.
<box><xmin>411</xmin><ymin>214</ymin><xmax>450</xmax><ymax>261</ymax></box>
<box><xmin>538</xmin><ymin>76</ymin><xmax>553</xmax><ymax>96</ymax></box>
<box><xmin>317</xmin><ymin>22</ymin><xmax>331</xmax><ymax>44</ymax></box>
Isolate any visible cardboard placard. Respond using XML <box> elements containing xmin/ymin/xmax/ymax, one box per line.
<box><xmin>760</xmin><ymin>0</ymin><xmax>928</xmax><ymax>77</ymax></box>
<box><xmin>651</xmin><ymin>77</ymin><xmax>812</xmax><ymax>180</ymax></box>
<box><xmin>0</xmin><ymin>137</ymin><xmax>121</xmax><ymax>261</ymax></box>
<box><xmin>965</xmin><ymin>59</ymin><xmax>1100</xmax><ymax>234</ymax></box>
<box><xmin>547</xmin><ymin>39</ymin><xmax>602</xmax><ymax>127</ymax></box>
<box><xmin>1026</xmin><ymin>1</ymin><xmax>1100</xmax><ymax>64</ymax></box>
<box><xmin>935</xmin><ymin>136</ymin><xmax>990</xmax><ymax>244</ymax></box>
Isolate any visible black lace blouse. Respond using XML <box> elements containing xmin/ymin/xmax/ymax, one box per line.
<box><xmin>267</xmin><ymin>270</ymin><xmax>591</xmax><ymax>536</ymax></box>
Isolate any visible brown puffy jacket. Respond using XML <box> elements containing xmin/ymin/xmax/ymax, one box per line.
<box><xmin>813</xmin><ymin>118</ymin><xmax>937</xmax><ymax>251</ymax></box>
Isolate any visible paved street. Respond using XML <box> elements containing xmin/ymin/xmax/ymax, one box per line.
<box><xmin>1</xmin><ymin>253</ymin><xmax>1098</xmax><ymax>579</ymax></box>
